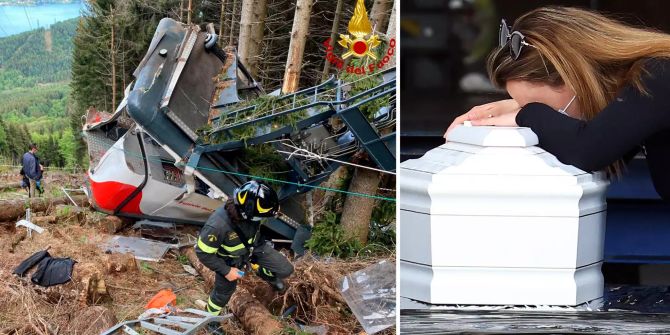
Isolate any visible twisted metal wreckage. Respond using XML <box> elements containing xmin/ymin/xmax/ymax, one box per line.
<box><xmin>82</xmin><ymin>18</ymin><xmax>396</xmax><ymax>243</ymax></box>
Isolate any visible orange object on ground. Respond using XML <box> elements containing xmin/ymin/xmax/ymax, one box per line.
<box><xmin>145</xmin><ymin>289</ymin><xmax>177</xmax><ymax>309</ymax></box>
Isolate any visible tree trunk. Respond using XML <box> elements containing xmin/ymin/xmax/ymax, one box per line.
<box><xmin>31</xmin><ymin>216</ymin><xmax>56</xmax><ymax>225</ymax></box>
<box><xmin>282</xmin><ymin>0</ymin><xmax>314</xmax><ymax>94</ymax></box>
<box><xmin>182</xmin><ymin>247</ymin><xmax>285</xmax><ymax>335</ymax></box>
<box><xmin>228</xmin><ymin>0</ymin><xmax>238</xmax><ymax>45</ymax></box>
<box><xmin>121</xmin><ymin>28</ymin><xmax>126</xmax><ymax>91</ymax></box>
<box><xmin>0</xmin><ymin>182</ymin><xmax>22</xmax><ymax>191</ymax></box>
<box><xmin>105</xmin><ymin>252</ymin><xmax>137</xmax><ymax>274</ymax></box>
<box><xmin>312</xmin><ymin>166</ymin><xmax>348</xmax><ymax>219</ymax></box>
<box><xmin>183</xmin><ymin>247</ymin><xmax>215</xmax><ymax>288</ymax></box>
<box><xmin>110</xmin><ymin>5</ymin><xmax>116</xmax><ymax>110</ymax></box>
<box><xmin>321</xmin><ymin>0</ymin><xmax>344</xmax><ymax>81</ymax></box>
<box><xmin>229</xmin><ymin>287</ymin><xmax>284</xmax><ymax>335</ymax></box>
<box><xmin>54</xmin><ymin>204</ymin><xmax>87</xmax><ymax>224</ymax></box>
<box><xmin>98</xmin><ymin>215</ymin><xmax>126</xmax><ymax>234</ymax></box>
<box><xmin>218</xmin><ymin>0</ymin><xmax>227</xmax><ymax>47</ymax></box>
<box><xmin>74</xmin><ymin>262</ymin><xmax>111</xmax><ymax>306</ymax></box>
<box><xmin>187</xmin><ymin>0</ymin><xmax>192</xmax><ymax>25</ymax></box>
<box><xmin>340</xmin><ymin>168</ymin><xmax>380</xmax><ymax>244</ymax></box>
<box><xmin>9</xmin><ymin>230</ymin><xmax>26</xmax><ymax>253</ymax></box>
<box><xmin>238</xmin><ymin>0</ymin><xmax>268</xmax><ymax>77</ymax></box>
<box><xmin>370</xmin><ymin>0</ymin><xmax>392</xmax><ymax>33</ymax></box>
<box><xmin>386</xmin><ymin>0</ymin><xmax>396</xmax><ymax>68</ymax></box>
<box><xmin>179</xmin><ymin>0</ymin><xmax>184</xmax><ymax>22</ymax></box>
<box><xmin>0</xmin><ymin>195</ymin><xmax>88</xmax><ymax>222</ymax></box>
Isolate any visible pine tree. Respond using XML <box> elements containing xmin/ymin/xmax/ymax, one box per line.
<box><xmin>71</xmin><ymin>0</ymin><xmax>116</xmax><ymax>114</ymax></box>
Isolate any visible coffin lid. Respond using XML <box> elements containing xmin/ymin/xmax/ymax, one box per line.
<box><xmin>447</xmin><ymin>125</ymin><xmax>539</xmax><ymax>147</ymax></box>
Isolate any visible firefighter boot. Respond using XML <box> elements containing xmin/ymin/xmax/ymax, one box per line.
<box><xmin>256</xmin><ymin>266</ymin><xmax>286</xmax><ymax>292</ymax></box>
<box><xmin>207</xmin><ymin>321</ymin><xmax>225</xmax><ymax>335</ymax></box>
<box><xmin>268</xmin><ymin>277</ymin><xmax>286</xmax><ymax>292</ymax></box>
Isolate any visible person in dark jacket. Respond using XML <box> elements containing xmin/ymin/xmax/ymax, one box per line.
<box><xmin>21</xmin><ymin>143</ymin><xmax>42</xmax><ymax>198</ymax></box>
<box><xmin>445</xmin><ymin>7</ymin><xmax>670</xmax><ymax>201</ymax></box>
<box><xmin>195</xmin><ymin>180</ymin><xmax>293</xmax><ymax>334</ymax></box>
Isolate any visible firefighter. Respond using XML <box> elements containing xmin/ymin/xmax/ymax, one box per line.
<box><xmin>195</xmin><ymin>180</ymin><xmax>294</xmax><ymax>334</ymax></box>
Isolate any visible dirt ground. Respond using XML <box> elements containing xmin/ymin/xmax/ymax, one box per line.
<box><xmin>0</xmin><ymin>171</ymin><xmax>396</xmax><ymax>335</ymax></box>
<box><xmin>0</xmin><ymin>168</ymin><xmax>83</xmax><ymax>200</ymax></box>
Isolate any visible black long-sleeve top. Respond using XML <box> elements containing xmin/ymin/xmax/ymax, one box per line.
<box><xmin>516</xmin><ymin>58</ymin><xmax>670</xmax><ymax>201</ymax></box>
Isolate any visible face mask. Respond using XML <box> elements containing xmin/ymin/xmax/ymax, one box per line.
<box><xmin>558</xmin><ymin>95</ymin><xmax>576</xmax><ymax>116</ymax></box>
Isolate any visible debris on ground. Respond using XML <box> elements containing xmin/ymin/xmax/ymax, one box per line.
<box><xmin>99</xmin><ymin>235</ymin><xmax>172</xmax><ymax>262</ymax></box>
<box><xmin>341</xmin><ymin>260</ymin><xmax>396</xmax><ymax>334</ymax></box>
<box><xmin>0</xmin><ymin>171</ymin><xmax>396</xmax><ymax>334</ymax></box>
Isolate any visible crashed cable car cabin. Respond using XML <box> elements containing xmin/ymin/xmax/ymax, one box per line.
<box><xmin>82</xmin><ymin>18</ymin><xmax>396</xmax><ymax>241</ymax></box>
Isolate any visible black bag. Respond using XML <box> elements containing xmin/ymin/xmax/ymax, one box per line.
<box><xmin>13</xmin><ymin>250</ymin><xmax>50</xmax><ymax>277</ymax></box>
<box><xmin>13</xmin><ymin>249</ymin><xmax>76</xmax><ymax>287</ymax></box>
<box><xmin>31</xmin><ymin>257</ymin><xmax>76</xmax><ymax>287</ymax></box>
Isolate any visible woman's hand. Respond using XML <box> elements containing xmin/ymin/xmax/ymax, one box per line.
<box><xmin>470</xmin><ymin>111</ymin><xmax>519</xmax><ymax>127</ymax></box>
<box><xmin>444</xmin><ymin>99</ymin><xmax>520</xmax><ymax>139</ymax></box>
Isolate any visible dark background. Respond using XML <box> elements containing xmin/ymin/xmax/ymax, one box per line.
<box><xmin>400</xmin><ymin>0</ymin><xmax>670</xmax><ymax>161</ymax></box>
<box><xmin>399</xmin><ymin>0</ymin><xmax>670</xmax><ymax>285</ymax></box>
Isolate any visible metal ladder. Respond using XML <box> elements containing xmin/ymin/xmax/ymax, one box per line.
<box><xmin>101</xmin><ymin>308</ymin><xmax>232</xmax><ymax>335</ymax></box>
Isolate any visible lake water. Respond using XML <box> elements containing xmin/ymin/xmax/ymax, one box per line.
<box><xmin>0</xmin><ymin>1</ymin><xmax>83</xmax><ymax>37</ymax></box>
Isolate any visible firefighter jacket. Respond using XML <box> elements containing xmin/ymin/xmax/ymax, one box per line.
<box><xmin>195</xmin><ymin>205</ymin><xmax>262</xmax><ymax>276</ymax></box>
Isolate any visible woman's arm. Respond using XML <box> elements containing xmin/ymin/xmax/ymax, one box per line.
<box><xmin>516</xmin><ymin>59</ymin><xmax>670</xmax><ymax>172</ymax></box>
<box><xmin>444</xmin><ymin>99</ymin><xmax>520</xmax><ymax>139</ymax></box>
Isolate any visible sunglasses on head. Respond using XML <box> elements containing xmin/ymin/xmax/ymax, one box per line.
<box><xmin>499</xmin><ymin>19</ymin><xmax>534</xmax><ymax>60</ymax></box>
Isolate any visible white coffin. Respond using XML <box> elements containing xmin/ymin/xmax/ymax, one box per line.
<box><xmin>399</xmin><ymin>126</ymin><xmax>609</xmax><ymax>306</ymax></box>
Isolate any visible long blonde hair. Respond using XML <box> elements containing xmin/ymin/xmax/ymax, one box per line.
<box><xmin>488</xmin><ymin>6</ymin><xmax>670</xmax><ymax>120</ymax></box>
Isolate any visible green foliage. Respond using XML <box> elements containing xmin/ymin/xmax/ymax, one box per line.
<box><xmin>341</xmin><ymin>63</ymin><xmax>390</xmax><ymax>121</ymax></box>
<box><xmin>56</xmin><ymin>206</ymin><xmax>72</xmax><ymax>217</ymax></box>
<box><xmin>0</xmin><ymin>118</ymin><xmax>32</xmax><ymax>162</ymax></box>
<box><xmin>58</xmin><ymin>129</ymin><xmax>78</xmax><ymax>168</ymax></box>
<box><xmin>306</xmin><ymin>194</ymin><xmax>395</xmax><ymax>258</ymax></box>
<box><xmin>371</xmin><ymin>199</ymin><xmax>395</xmax><ymax>226</ymax></box>
<box><xmin>0</xmin><ymin>18</ymin><xmax>77</xmax><ymax>85</ymax></box>
<box><xmin>238</xmin><ymin>144</ymin><xmax>291</xmax><ymax>187</ymax></box>
<box><xmin>340</xmin><ymin>40</ymin><xmax>393</xmax><ymax>120</ymax></box>
<box><xmin>305</xmin><ymin>211</ymin><xmax>362</xmax><ymax>258</ymax></box>
<box><xmin>139</xmin><ymin>261</ymin><xmax>154</xmax><ymax>274</ymax></box>
<box><xmin>177</xmin><ymin>254</ymin><xmax>189</xmax><ymax>265</ymax></box>
<box><xmin>0</xmin><ymin>33</ymin><xmax>73</xmax><ymax>165</ymax></box>
<box><xmin>202</xmin><ymin>94</ymin><xmax>315</xmax><ymax>185</ymax></box>
<box><xmin>0</xmin><ymin>120</ymin><xmax>7</xmax><ymax>157</ymax></box>
<box><xmin>70</xmin><ymin>0</ymin><xmax>119</xmax><ymax>114</ymax></box>
<box><xmin>0</xmin><ymin>76</ymin><xmax>72</xmax><ymax>165</ymax></box>
<box><xmin>0</xmin><ymin>83</ymin><xmax>69</xmax><ymax>121</ymax></box>
<box><xmin>208</xmin><ymin>95</ymin><xmax>311</xmax><ymax>143</ymax></box>
<box><xmin>368</xmin><ymin>200</ymin><xmax>396</xmax><ymax>248</ymax></box>
<box><xmin>0</xmin><ymin>69</ymin><xmax>37</xmax><ymax>91</ymax></box>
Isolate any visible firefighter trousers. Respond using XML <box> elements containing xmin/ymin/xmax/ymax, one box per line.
<box><xmin>206</xmin><ymin>243</ymin><xmax>294</xmax><ymax>315</ymax></box>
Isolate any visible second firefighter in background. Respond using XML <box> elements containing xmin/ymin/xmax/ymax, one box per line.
<box><xmin>195</xmin><ymin>180</ymin><xmax>294</xmax><ymax>319</ymax></box>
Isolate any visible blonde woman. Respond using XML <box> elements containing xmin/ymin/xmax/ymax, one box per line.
<box><xmin>445</xmin><ymin>6</ymin><xmax>670</xmax><ymax>200</ymax></box>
